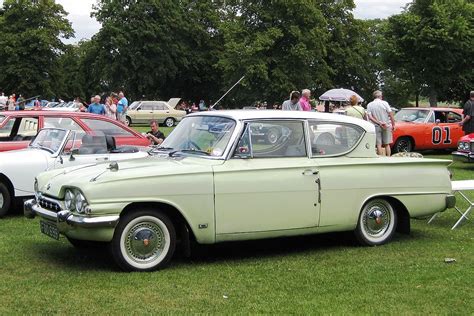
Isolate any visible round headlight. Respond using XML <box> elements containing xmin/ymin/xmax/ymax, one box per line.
<box><xmin>75</xmin><ymin>192</ymin><xmax>86</xmax><ymax>214</ymax></box>
<box><xmin>64</xmin><ymin>189</ymin><xmax>75</xmax><ymax>210</ymax></box>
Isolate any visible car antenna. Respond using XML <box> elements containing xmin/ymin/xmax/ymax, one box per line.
<box><xmin>210</xmin><ymin>75</ymin><xmax>245</xmax><ymax>109</ymax></box>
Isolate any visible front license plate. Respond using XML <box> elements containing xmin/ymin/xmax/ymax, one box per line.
<box><xmin>40</xmin><ymin>221</ymin><xmax>59</xmax><ymax>240</ymax></box>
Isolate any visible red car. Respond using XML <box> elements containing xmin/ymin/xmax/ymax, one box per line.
<box><xmin>0</xmin><ymin>111</ymin><xmax>150</xmax><ymax>152</ymax></box>
<box><xmin>452</xmin><ymin>133</ymin><xmax>474</xmax><ymax>162</ymax></box>
<box><xmin>391</xmin><ymin>107</ymin><xmax>464</xmax><ymax>153</ymax></box>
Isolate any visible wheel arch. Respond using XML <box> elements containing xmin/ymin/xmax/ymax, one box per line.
<box><xmin>0</xmin><ymin>173</ymin><xmax>15</xmax><ymax>200</ymax></box>
<box><xmin>394</xmin><ymin>135</ymin><xmax>416</xmax><ymax>151</ymax></box>
<box><xmin>361</xmin><ymin>195</ymin><xmax>410</xmax><ymax>234</ymax></box>
<box><xmin>120</xmin><ymin>201</ymin><xmax>197</xmax><ymax>254</ymax></box>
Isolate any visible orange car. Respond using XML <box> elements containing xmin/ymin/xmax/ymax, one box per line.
<box><xmin>391</xmin><ymin>107</ymin><xmax>464</xmax><ymax>153</ymax></box>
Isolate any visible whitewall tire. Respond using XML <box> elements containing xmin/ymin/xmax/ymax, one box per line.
<box><xmin>355</xmin><ymin>199</ymin><xmax>397</xmax><ymax>246</ymax></box>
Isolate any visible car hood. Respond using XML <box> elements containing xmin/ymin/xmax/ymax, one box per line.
<box><xmin>459</xmin><ymin>134</ymin><xmax>474</xmax><ymax>142</ymax></box>
<box><xmin>37</xmin><ymin>155</ymin><xmax>223</xmax><ymax>198</ymax></box>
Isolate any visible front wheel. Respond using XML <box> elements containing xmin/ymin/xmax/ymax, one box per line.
<box><xmin>164</xmin><ymin>117</ymin><xmax>175</xmax><ymax>127</ymax></box>
<box><xmin>0</xmin><ymin>182</ymin><xmax>12</xmax><ymax>217</ymax></box>
<box><xmin>355</xmin><ymin>199</ymin><xmax>397</xmax><ymax>246</ymax></box>
<box><xmin>394</xmin><ymin>137</ymin><xmax>413</xmax><ymax>153</ymax></box>
<box><xmin>125</xmin><ymin>116</ymin><xmax>132</xmax><ymax>126</ymax></box>
<box><xmin>111</xmin><ymin>209</ymin><xmax>176</xmax><ymax>272</ymax></box>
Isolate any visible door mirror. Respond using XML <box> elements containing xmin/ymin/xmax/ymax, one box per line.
<box><xmin>69</xmin><ymin>148</ymin><xmax>79</xmax><ymax>161</ymax></box>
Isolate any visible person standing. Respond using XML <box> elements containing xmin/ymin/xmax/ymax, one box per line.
<box><xmin>87</xmin><ymin>95</ymin><xmax>106</xmax><ymax>115</ymax></box>
<box><xmin>104</xmin><ymin>96</ymin><xmax>117</xmax><ymax>119</ymax></box>
<box><xmin>299</xmin><ymin>89</ymin><xmax>312</xmax><ymax>111</ymax></box>
<box><xmin>7</xmin><ymin>95</ymin><xmax>15</xmax><ymax>111</ymax></box>
<box><xmin>146</xmin><ymin>120</ymin><xmax>166</xmax><ymax>145</ymax></box>
<box><xmin>459</xmin><ymin>91</ymin><xmax>474</xmax><ymax>135</ymax></box>
<box><xmin>367</xmin><ymin>90</ymin><xmax>395</xmax><ymax>156</ymax></box>
<box><xmin>116</xmin><ymin>92</ymin><xmax>128</xmax><ymax>122</ymax></box>
<box><xmin>345</xmin><ymin>95</ymin><xmax>366</xmax><ymax>120</ymax></box>
<box><xmin>0</xmin><ymin>93</ymin><xmax>7</xmax><ymax>109</ymax></box>
<box><xmin>17</xmin><ymin>94</ymin><xmax>25</xmax><ymax>110</ymax></box>
<box><xmin>282</xmin><ymin>91</ymin><xmax>302</xmax><ymax>111</ymax></box>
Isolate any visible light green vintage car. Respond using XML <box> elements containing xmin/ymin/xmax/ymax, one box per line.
<box><xmin>25</xmin><ymin>111</ymin><xmax>455</xmax><ymax>271</ymax></box>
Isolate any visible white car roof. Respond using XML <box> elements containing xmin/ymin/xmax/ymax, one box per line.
<box><xmin>189</xmin><ymin>110</ymin><xmax>375</xmax><ymax>132</ymax></box>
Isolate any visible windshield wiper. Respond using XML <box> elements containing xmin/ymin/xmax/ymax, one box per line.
<box><xmin>169</xmin><ymin>149</ymin><xmax>210</xmax><ymax>157</ymax></box>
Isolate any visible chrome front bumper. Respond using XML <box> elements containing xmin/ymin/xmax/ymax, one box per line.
<box><xmin>452</xmin><ymin>151</ymin><xmax>474</xmax><ymax>163</ymax></box>
<box><xmin>24</xmin><ymin>199</ymin><xmax>119</xmax><ymax>231</ymax></box>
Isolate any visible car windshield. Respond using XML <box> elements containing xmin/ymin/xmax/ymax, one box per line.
<box><xmin>129</xmin><ymin>101</ymin><xmax>140</xmax><ymax>110</ymax></box>
<box><xmin>29</xmin><ymin>129</ymin><xmax>68</xmax><ymax>153</ymax></box>
<box><xmin>395</xmin><ymin>109</ymin><xmax>430</xmax><ymax>123</ymax></box>
<box><xmin>160</xmin><ymin>116</ymin><xmax>236</xmax><ymax>157</ymax></box>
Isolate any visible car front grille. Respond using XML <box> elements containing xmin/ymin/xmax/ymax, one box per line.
<box><xmin>37</xmin><ymin>197</ymin><xmax>62</xmax><ymax>213</ymax></box>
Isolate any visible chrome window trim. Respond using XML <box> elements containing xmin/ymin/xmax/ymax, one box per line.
<box><xmin>307</xmin><ymin>120</ymin><xmax>366</xmax><ymax>158</ymax></box>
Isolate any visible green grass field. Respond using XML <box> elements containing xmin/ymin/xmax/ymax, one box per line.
<box><xmin>0</xmin><ymin>144</ymin><xmax>473</xmax><ymax>313</ymax></box>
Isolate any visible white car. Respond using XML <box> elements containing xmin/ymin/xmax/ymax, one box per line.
<box><xmin>0</xmin><ymin>128</ymin><xmax>149</xmax><ymax>217</ymax></box>
<box><xmin>44</xmin><ymin>102</ymin><xmax>82</xmax><ymax>112</ymax></box>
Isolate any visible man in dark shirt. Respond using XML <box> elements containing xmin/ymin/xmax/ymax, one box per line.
<box><xmin>146</xmin><ymin>120</ymin><xmax>165</xmax><ymax>145</ymax></box>
<box><xmin>460</xmin><ymin>91</ymin><xmax>474</xmax><ymax>135</ymax></box>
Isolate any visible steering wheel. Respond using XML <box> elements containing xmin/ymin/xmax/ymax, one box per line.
<box><xmin>187</xmin><ymin>140</ymin><xmax>202</xmax><ymax>150</ymax></box>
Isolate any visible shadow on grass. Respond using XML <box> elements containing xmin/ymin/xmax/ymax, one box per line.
<box><xmin>24</xmin><ymin>228</ymin><xmax>428</xmax><ymax>272</ymax></box>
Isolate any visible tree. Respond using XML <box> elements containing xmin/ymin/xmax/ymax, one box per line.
<box><xmin>0</xmin><ymin>0</ymin><xmax>73</xmax><ymax>98</ymax></box>
<box><xmin>90</xmin><ymin>0</ymin><xmax>224</xmax><ymax>102</ymax></box>
<box><xmin>217</xmin><ymin>0</ymin><xmax>330</xmax><ymax>106</ymax></box>
<box><xmin>383</xmin><ymin>0</ymin><xmax>474</xmax><ymax>106</ymax></box>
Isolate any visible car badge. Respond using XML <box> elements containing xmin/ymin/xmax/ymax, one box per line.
<box><xmin>46</xmin><ymin>183</ymin><xmax>51</xmax><ymax>190</ymax></box>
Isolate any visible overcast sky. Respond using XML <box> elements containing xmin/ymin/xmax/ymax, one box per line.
<box><xmin>1</xmin><ymin>0</ymin><xmax>412</xmax><ymax>44</ymax></box>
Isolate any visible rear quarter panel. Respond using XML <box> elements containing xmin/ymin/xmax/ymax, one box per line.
<box><xmin>317</xmin><ymin>157</ymin><xmax>451</xmax><ymax>230</ymax></box>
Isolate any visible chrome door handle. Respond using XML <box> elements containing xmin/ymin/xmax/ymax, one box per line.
<box><xmin>302</xmin><ymin>169</ymin><xmax>319</xmax><ymax>176</ymax></box>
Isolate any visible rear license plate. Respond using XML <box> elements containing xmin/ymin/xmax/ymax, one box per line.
<box><xmin>40</xmin><ymin>221</ymin><xmax>59</xmax><ymax>240</ymax></box>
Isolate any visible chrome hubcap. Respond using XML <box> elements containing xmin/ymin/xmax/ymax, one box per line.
<box><xmin>363</xmin><ymin>205</ymin><xmax>390</xmax><ymax>237</ymax></box>
<box><xmin>166</xmin><ymin>119</ymin><xmax>173</xmax><ymax>127</ymax></box>
<box><xmin>125</xmin><ymin>222</ymin><xmax>165</xmax><ymax>263</ymax></box>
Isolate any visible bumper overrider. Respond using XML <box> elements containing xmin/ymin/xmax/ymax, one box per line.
<box><xmin>452</xmin><ymin>151</ymin><xmax>474</xmax><ymax>163</ymax></box>
<box><xmin>24</xmin><ymin>198</ymin><xmax>119</xmax><ymax>232</ymax></box>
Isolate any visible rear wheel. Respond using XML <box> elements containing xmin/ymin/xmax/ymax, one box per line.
<box><xmin>164</xmin><ymin>117</ymin><xmax>175</xmax><ymax>127</ymax></box>
<box><xmin>355</xmin><ymin>199</ymin><xmax>397</xmax><ymax>246</ymax></box>
<box><xmin>394</xmin><ymin>137</ymin><xmax>413</xmax><ymax>153</ymax></box>
<box><xmin>111</xmin><ymin>209</ymin><xmax>176</xmax><ymax>272</ymax></box>
<box><xmin>0</xmin><ymin>182</ymin><xmax>12</xmax><ymax>217</ymax></box>
<box><xmin>125</xmin><ymin>116</ymin><xmax>132</xmax><ymax>126</ymax></box>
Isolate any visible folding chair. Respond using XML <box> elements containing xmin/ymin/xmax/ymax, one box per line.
<box><xmin>428</xmin><ymin>180</ymin><xmax>474</xmax><ymax>229</ymax></box>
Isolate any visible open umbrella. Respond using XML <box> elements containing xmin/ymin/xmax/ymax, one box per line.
<box><xmin>319</xmin><ymin>88</ymin><xmax>364</xmax><ymax>103</ymax></box>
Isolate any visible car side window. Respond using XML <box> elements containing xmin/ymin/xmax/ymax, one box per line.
<box><xmin>44</xmin><ymin>117</ymin><xmax>83</xmax><ymax>131</ymax></box>
<box><xmin>141</xmin><ymin>104</ymin><xmax>153</xmax><ymax>111</ymax></box>
<box><xmin>447</xmin><ymin>112</ymin><xmax>461</xmax><ymax>123</ymax></box>
<box><xmin>234</xmin><ymin>121</ymin><xmax>306</xmax><ymax>158</ymax></box>
<box><xmin>156</xmin><ymin>103</ymin><xmax>167</xmax><ymax>111</ymax></box>
<box><xmin>309</xmin><ymin>121</ymin><xmax>364</xmax><ymax>156</ymax></box>
<box><xmin>0</xmin><ymin>118</ymin><xmax>15</xmax><ymax>139</ymax></box>
<box><xmin>81</xmin><ymin>119</ymin><xmax>133</xmax><ymax>136</ymax></box>
<box><xmin>0</xmin><ymin>117</ymin><xmax>39</xmax><ymax>141</ymax></box>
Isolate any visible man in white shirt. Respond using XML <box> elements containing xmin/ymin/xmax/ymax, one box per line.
<box><xmin>367</xmin><ymin>90</ymin><xmax>395</xmax><ymax>156</ymax></box>
<box><xmin>0</xmin><ymin>93</ymin><xmax>7</xmax><ymax>110</ymax></box>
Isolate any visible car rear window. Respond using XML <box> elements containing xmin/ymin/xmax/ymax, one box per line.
<box><xmin>81</xmin><ymin>118</ymin><xmax>133</xmax><ymax>136</ymax></box>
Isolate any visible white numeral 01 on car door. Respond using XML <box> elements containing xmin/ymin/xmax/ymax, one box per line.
<box><xmin>432</xmin><ymin>126</ymin><xmax>451</xmax><ymax>145</ymax></box>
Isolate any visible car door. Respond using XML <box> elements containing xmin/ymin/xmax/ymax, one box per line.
<box><xmin>54</xmin><ymin>132</ymin><xmax>110</xmax><ymax>169</ymax></box>
<box><xmin>213</xmin><ymin>120</ymin><xmax>321</xmax><ymax>235</ymax></box>
<box><xmin>136</xmin><ymin>102</ymin><xmax>155</xmax><ymax>124</ymax></box>
<box><xmin>431</xmin><ymin>110</ymin><xmax>463</xmax><ymax>149</ymax></box>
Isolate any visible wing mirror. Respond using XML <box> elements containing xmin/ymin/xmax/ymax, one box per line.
<box><xmin>69</xmin><ymin>148</ymin><xmax>79</xmax><ymax>161</ymax></box>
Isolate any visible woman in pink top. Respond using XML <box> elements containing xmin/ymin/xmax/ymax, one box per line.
<box><xmin>299</xmin><ymin>89</ymin><xmax>312</xmax><ymax>111</ymax></box>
